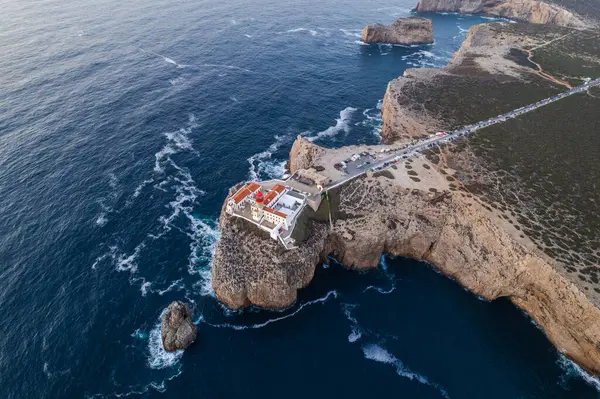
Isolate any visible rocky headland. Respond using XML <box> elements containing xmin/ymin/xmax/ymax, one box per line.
<box><xmin>212</xmin><ymin>10</ymin><xmax>600</xmax><ymax>376</ymax></box>
<box><xmin>361</xmin><ymin>16</ymin><xmax>434</xmax><ymax>45</ymax></box>
<box><xmin>414</xmin><ymin>0</ymin><xmax>590</xmax><ymax>28</ymax></box>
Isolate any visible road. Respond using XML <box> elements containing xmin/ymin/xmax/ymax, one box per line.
<box><xmin>326</xmin><ymin>77</ymin><xmax>600</xmax><ymax>191</ymax></box>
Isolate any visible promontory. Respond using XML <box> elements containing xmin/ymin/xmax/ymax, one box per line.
<box><xmin>361</xmin><ymin>16</ymin><xmax>434</xmax><ymax>45</ymax></box>
<box><xmin>212</xmin><ymin>1</ymin><xmax>600</xmax><ymax>377</ymax></box>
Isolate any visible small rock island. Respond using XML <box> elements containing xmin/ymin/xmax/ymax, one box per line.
<box><xmin>161</xmin><ymin>301</ymin><xmax>197</xmax><ymax>352</ymax></box>
<box><xmin>361</xmin><ymin>17</ymin><xmax>433</xmax><ymax>45</ymax></box>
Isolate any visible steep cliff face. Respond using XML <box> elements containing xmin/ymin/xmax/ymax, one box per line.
<box><xmin>288</xmin><ymin>135</ymin><xmax>326</xmax><ymax>174</ymax></box>
<box><xmin>211</xmin><ymin>18</ymin><xmax>600</xmax><ymax>376</ymax></box>
<box><xmin>212</xmin><ymin>163</ymin><xmax>600</xmax><ymax>374</ymax></box>
<box><xmin>414</xmin><ymin>0</ymin><xmax>588</xmax><ymax>28</ymax></box>
<box><xmin>361</xmin><ymin>17</ymin><xmax>434</xmax><ymax>45</ymax></box>
<box><xmin>381</xmin><ymin>68</ymin><xmax>447</xmax><ymax>143</ymax></box>
<box><xmin>380</xmin><ymin>22</ymin><xmax>560</xmax><ymax>143</ymax></box>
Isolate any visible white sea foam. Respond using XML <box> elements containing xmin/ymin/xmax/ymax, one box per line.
<box><xmin>207</xmin><ymin>290</ymin><xmax>338</xmax><ymax>330</ymax></box>
<box><xmin>126</xmin><ymin>178</ymin><xmax>154</xmax><ymax>206</ymax></box>
<box><xmin>362</xmin><ymin>344</ymin><xmax>450</xmax><ymax>398</ymax></box>
<box><xmin>247</xmin><ymin>134</ymin><xmax>291</xmax><ymax>180</ymax></box>
<box><xmin>169</xmin><ymin>77</ymin><xmax>185</xmax><ymax>86</ymax></box>
<box><xmin>147</xmin><ymin>311</ymin><xmax>184</xmax><ymax>369</ymax></box>
<box><xmin>116</xmin><ymin>243</ymin><xmax>146</xmax><ymax>273</ymax></box>
<box><xmin>43</xmin><ymin>362</ymin><xmax>51</xmax><ymax>378</ymax></box>
<box><xmin>342</xmin><ymin>303</ymin><xmax>363</xmax><ymax>343</ymax></box>
<box><xmin>42</xmin><ymin>361</ymin><xmax>70</xmax><ymax>379</ymax></box>
<box><xmin>154</xmin><ymin>113</ymin><xmax>198</xmax><ymax>174</ymax></box>
<box><xmin>186</xmin><ymin>215</ymin><xmax>219</xmax><ymax>297</ymax></box>
<box><xmin>558</xmin><ymin>354</ymin><xmax>600</xmax><ymax>391</ymax></box>
<box><xmin>244</xmin><ymin>34</ymin><xmax>252</xmax><ymax>38</ymax></box>
<box><xmin>141</xmin><ymin>281</ymin><xmax>152</xmax><ymax>296</ymax></box>
<box><xmin>96</xmin><ymin>213</ymin><xmax>108</xmax><ymax>227</ymax></box>
<box><xmin>340</xmin><ymin>29</ymin><xmax>362</xmax><ymax>38</ymax></box>
<box><xmin>284</xmin><ymin>27</ymin><xmax>318</xmax><ymax>36</ymax></box>
<box><xmin>355</xmin><ymin>100</ymin><xmax>383</xmax><ymax>138</ymax></box>
<box><xmin>307</xmin><ymin>107</ymin><xmax>357</xmax><ymax>142</ymax></box>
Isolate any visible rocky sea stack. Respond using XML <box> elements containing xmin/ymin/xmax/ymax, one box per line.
<box><xmin>361</xmin><ymin>17</ymin><xmax>434</xmax><ymax>45</ymax></box>
<box><xmin>161</xmin><ymin>301</ymin><xmax>197</xmax><ymax>352</ymax></box>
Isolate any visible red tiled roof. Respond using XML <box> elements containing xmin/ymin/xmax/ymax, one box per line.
<box><xmin>247</xmin><ymin>182</ymin><xmax>260</xmax><ymax>193</ymax></box>
<box><xmin>264</xmin><ymin>207</ymin><xmax>287</xmax><ymax>219</ymax></box>
<box><xmin>231</xmin><ymin>188</ymin><xmax>251</xmax><ymax>204</ymax></box>
<box><xmin>263</xmin><ymin>191</ymin><xmax>277</xmax><ymax>206</ymax></box>
<box><xmin>264</xmin><ymin>185</ymin><xmax>286</xmax><ymax>206</ymax></box>
<box><xmin>272</xmin><ymin>184</ymin><xmax>285</xmax><ymax>194</ymax></box>
<box><xmin>231</xmin><ymin>183</ymin><xmax>261</xmax><ymax>205</ymax></box>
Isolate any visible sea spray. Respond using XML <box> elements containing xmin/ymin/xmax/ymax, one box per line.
<box><xmin>206</xmin><ymin>290</ymin><xmax>339</xmax><ymax>330</ymax></box>
<box><xmin>342</xmin><ymin>303</ymin><xmax>363</xmax><ymax>343</ymax></box>
<box><xmin>307</xmin><ymin>107</ymin><xmax>358</xmax><ymax>142</ymax></box>
<box><xmin>362</xmin><ymin>344</ymin><xmax>450</xmax><ymax>398</ymax></box>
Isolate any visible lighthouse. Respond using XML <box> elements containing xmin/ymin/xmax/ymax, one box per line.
<box><xmin>252</xmin><ymin>190</ymin><xmax>265</xmax><ymax>221</ymax></box>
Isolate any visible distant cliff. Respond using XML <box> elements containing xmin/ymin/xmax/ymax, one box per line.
<box><xmin>414</xmin><ymin>0</ymin><xmax>589</xmax><ymax>28</ymax></box>
<box><xmin>361</xmin><ymin>17</ymin><xmax>434</xmax><ymax>45</ymax></box>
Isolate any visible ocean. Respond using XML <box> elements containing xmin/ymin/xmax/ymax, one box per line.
<box><xmin>1</xmin><ymin>0</ymin><xmax>599</xmax><ymax>397</ymax></box>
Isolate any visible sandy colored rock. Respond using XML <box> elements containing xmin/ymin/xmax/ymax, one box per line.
<box><xmin>414</xmin><ymin>0</ymin><xmax>589</xmax><ymax>28</ymax></box>
<box><xmin>288</xmin><ymin>135</ymin><xmax>326</xmax><ymax>174</ymax></box>
<box><xmin>161</xmin><ymin>301</ymin><xmax>197</xmax><ymax>352</ymax></box>
<box><xmin>361</xmin><ymin>17</ymin><xmax>434</xmax><ymax>45</ymax></box>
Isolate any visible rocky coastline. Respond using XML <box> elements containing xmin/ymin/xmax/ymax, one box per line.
<box><xmin>414</xmin><ymin>0</ymin><xmax>590</xmax><ymax>28</ymax></box>
<box><xmin>361</xmin><ymin>17</ymin><xmax>434</xmax><ymax>45</ymax></box>
<box><xmin>211</xmin><ymin>9</ymin><xmax>600</xmax><ymax>376</ymax></box>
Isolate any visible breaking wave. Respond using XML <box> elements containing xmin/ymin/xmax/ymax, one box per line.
<box><xmin>147</xmin><ymin>311</ymin><xmax>184</xmax><ymax>369</ymax></box>
<box><xmin>187</xmin><ymin>216</ymin><xmax>219</xmax><ymax>297</ymax></box>
<box><xmin>356</xmin><ymin>99</ymin><xmax>383</xmax><ymax>138</ymax></box>
<box><xmin>558</xmin><ymin>354</ymin><xmax>600</xmax><ymax>391</ymax></box>
<box><xmin>362</xmin><ymin>344</ymin><xmax>450</xmax><ymax>398</ymax></box>
<box><xmin>340</xmin><ymin>28</ymin><xmax>362</xmax><ymax>38</ymax></box>
<box><xmin>307</xmin><ymin>107</ymin><xmax>357</xmax><ymax>142</ymax></box>
<box><xmin>207</xmin><ymin>290</ymin><xmax>339</xmax><ymax>330</ymax></box>
<box><xmin>402</xmin><ymin>50</ymin><xmax>448</xmax><ymax>69</ymax></box>
<box><xmin>283</xmin><ymin>27</ymin><xmax>318</xmax><ymax>36</ymax></box>
<box><xmin>247</xmin><ymin>134</ymin><xmax>292</xmax><ymax>180</ymax></box>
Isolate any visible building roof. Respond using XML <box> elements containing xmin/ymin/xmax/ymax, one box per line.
<box><xmin>264</xmin><ymin>185</ymin><xmax>286</xmax><ymax>206</ymax></box>
<box><xmin>272</xmin><ymin>184</ymin><xmax>286</xmax><ymax>194</ymax></box>
<box><xmin>231</xmin><ymin>183</ymin><xmax>261</xmax><ymax>205</ymax></box>
<box><xmin>247</xmin><ymin>182</ymin><xmax>261</xmax><ymax>193</ymax></box>
<box><xmin>231</xmin><ymin>188</ymin><xmax>251</xmax><ymax>204</ymax></box>
<box><xmin>264</xmin><ymin>207</ymin><xmax>287</xmax><ymax>219</ymax></box>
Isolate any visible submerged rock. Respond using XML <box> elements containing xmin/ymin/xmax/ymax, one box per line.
<box><xmin>161</xmin><ymin>301</ymin><xmax>197</xmax><ymax>352</ymax></box>
<box><xmin>361</xmin><ymin>17</ymin><xmax>433</xmax><ymax>45</ymax></box>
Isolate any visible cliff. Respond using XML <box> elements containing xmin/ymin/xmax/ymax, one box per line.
<box><xmin>288</xmin><ymin>135</ymin><xmax>326</xmax><ymax>174</ymax></box>
<box><xmin>211</xmin><ymin>21</ymin><xmax>600</xmax><ymax>375</ymax></box>
<box><xmin>212</xmin><ymin>150</ymin><xmax>600</xmax><ymax>374</ymax></box>
<box><xmin>361</xmin><ymin>17</ymin><xmax>434</xmax><ymax>45</ymax></box>
<box><xmin>414</xmin><ymin>0</ymin><xmax>589</xmax><ymax>28</ymax></box>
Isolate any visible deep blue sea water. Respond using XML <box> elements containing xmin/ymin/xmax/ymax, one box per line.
<box><xmin>1</xmin><ymin>0</ymin><xmax>599</xmax><ymax>397</ymax></box>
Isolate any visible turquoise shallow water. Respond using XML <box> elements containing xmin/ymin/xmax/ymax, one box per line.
<box><xmin>1</xmin><ymin>0</ymin><xmax>599</xmax><ymax>397</ymax></box>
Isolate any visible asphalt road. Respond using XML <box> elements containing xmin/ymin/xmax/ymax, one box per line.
<box><xmin>327</xmin><ymin>77</ymin><xmax>600</xmax><ymax>191</ymax></box>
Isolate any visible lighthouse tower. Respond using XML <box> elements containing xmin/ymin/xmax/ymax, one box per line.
<box><xmin>252</xmin><ymin>191</ymin><xmax>265</xmax><ymax>221</ymax></box>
